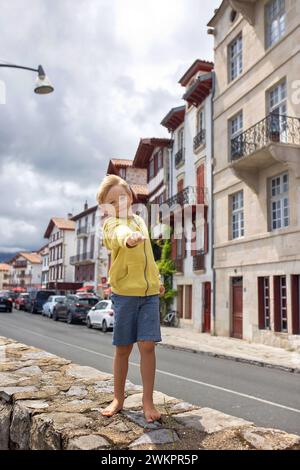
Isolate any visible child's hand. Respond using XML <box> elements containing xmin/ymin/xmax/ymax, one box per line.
<box><xmin>159</xmin><ymin>284</ymin><xmax>165</xmax><ymax>296</ymax></box>
<box><xmin>126</xmin><ymin>231</ymin><xmax>146</xmax><ymax>247</ymax></box>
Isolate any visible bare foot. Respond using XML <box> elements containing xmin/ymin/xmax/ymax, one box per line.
<box><xmin>143</xmin><ymin>403</ymin><xmax>161</xmax><ymax>423</ymax></box>
<box><xmin>101</xmin><ymin>398</ymin><xmax>124</xmax><ymax>417</ymax></box>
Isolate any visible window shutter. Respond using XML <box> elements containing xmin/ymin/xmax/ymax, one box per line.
<box><xmin>258</xmin><ymin>277</ymin><xmax>265</xmax><ymax>330</ymax></box>
<box><xmin>197</xmin><ymin>164</ymin><xmax>205</xmax><ymax>204</ymax></box>
<box><xmin>171</xmin><ymin>234</ymin><xmax>177</xmax><ymax>259</ymax></box>
<box><xmin>273</xmin><ymin>276</ymin><xmax>281</xmax><ymax>332</ymax></box>
<box><xmin>204</xmin><ymin>221</ymin><xmax>208</xmax><ymax>254</ymax></box>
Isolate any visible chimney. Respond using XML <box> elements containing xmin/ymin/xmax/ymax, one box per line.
<box><xmin>84</xmin><ymin>200</ymin><xmax>88</xmax><ymax>211</ymax></box>
<box><xmin>67</xmin><ymin>213</ymin><xmax>73</xmax><ymax>220</ymax></box>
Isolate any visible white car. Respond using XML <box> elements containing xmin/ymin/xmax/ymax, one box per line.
<box><xmin>86</xmin><ymin>300</ymin><xmax>114</xmax><ymax>332</ymax></box>
<box><xmin>42</xmin><ymin>295</ymin><xmax>66</xmax><ymax>318</ymax></box>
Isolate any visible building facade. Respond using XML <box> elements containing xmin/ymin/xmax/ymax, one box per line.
<box><xmin>70</xmin><ymin>202</ymin><xmax>108</xmax><ymax>292</ymax></box>
<box><xmin>7</xmin><ymin>253</ymin><xmax>42</xmax><ymax>288</ymax></box>
<box><xmin>161</xmin><ymin>59</ymin><xmax>214</xmax><ymax>332</ymax></box>
<box><xmin>0</xmin><ymin>263</ymin><xmax>11</xmax><ymax>290</ymax></box>
<box><xmin>208</xmin><ymin>0</ymin><xmax>300</xmax><ymax>347</ymax></box>
<box><xmin>43</xmin><ymin>217</ymin><xmax>79</xmax><ymax>292</ymax></box>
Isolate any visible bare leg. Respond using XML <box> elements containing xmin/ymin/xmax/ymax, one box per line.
<box><xmin>101</xmin><ymin>344</ymin><xmax>133</xmax><ymax>417</ymax></box>
<box><xmin>138</xmin><ymin>341</ymin><xmax>161</xmax><ymax>422</ymax></box>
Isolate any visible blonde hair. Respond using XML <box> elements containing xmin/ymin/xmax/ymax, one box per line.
<box><xmin>96</xmin><ymin>174</ymin><xmax>133</xmax><ymax>205</ymax></box>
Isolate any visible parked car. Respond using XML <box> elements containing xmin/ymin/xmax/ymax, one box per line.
<box><xmin>53</xmin><ymin>294</ymin><xmax>100</xmax><ymax>324</ymax></box>
<box><xmin>86</xmin><ymin>299</ymin><xmax>114</xmax><ymax>332</ymax></box>
<box><xmin>26</xmin><ymin>289</ymin><xmax>56</xmax><ymax>314</ymax></box>
<box><xmin>42</xmin><ymin>295</ymin><xmax>66</xmax><ymax>318</ymax></box>
<box><xmin>0</xmin><ymin>292</ymin><xmax>13</xmax><ymax>312</ymax></box>
<box><xmin>15</xmin><ymin>293</ymin><xmax>30</xmax><ymax>311</ymax></box>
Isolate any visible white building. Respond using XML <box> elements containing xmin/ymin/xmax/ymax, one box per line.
<box><xmin>8</xmin><ymin>252</ymin><xmax>42</xmax><ymax>288</ymax></box>
<box><xmin>71</xmin><ymin>202</ymin><xmax>108</xmax><ymax>294</ymax></box>
<box><xmin>161</xmin><ymin>59</ymin><xmax>214</xmax><ymax>332</ymax></box>
<box><xmin>43</xmin><ymin>217</ymin><xmax>77</xmax><ymax>292</ymax></box>
<box><xmin>40</xmin><ymin>245</ymin><xmax>49</xmax><ymax>288</ymax></box>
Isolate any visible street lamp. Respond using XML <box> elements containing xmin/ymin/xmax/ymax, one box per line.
<box><xmin>0</xmin><ymin>62</ymin><xmax>54</xmax><ymax>94</ymax></box>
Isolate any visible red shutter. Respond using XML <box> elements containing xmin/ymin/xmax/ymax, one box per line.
<box><xmin>177</xmin><ymin>179</ymin><xmax>184</xmax><ymax>194</ymax></box>
<box><xmin>291</xmin><ymin>275</ymin><xmax>300</xmax><ymax>334</ymax></box>
<box><xmin>196</xmin><ymin>164</ymin><xmax>205</xmax><ymax>204</ymax></box>
<box><xmin>171</xmin><ymin>234</ymin><xmax>177</xmax><ymax>259</ymax></box>
<box><xmin>258</xmin><ymin>277</ymin><xmax>265</xmax><ymax>330</ymax></box>
<box><xmin>273</xmin><ymin>276</ymin><xmax>281</xmax><ymax>332</ymax></box>
<box><xmin>154</xmin><ymin>153</ymin><xmax>158</xmax><ymax>176</ymax></box>
<box><xmin>204</xmin><ymin>221</ymin><xmax>208</xmax><ymax>254</ymax></box>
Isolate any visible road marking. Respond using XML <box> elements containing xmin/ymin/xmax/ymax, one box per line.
<box><xmin>1</xmin><ymin>318</ymin><xmax>300</xmax><ymax>415</ymax></box>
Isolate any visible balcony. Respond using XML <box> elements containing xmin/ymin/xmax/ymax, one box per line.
<box><xmin>14</xmin><ymin>260</ymin><xmax>27</xmax><ymax>268</ymax></box>
<box><xmin>77</xmin><ymin>225</ymin><xmax>89</xmax><ymax>238</ymax></box>
<box><xmin>164</xmin><ymin>186</ymin><xmax>207</xmax><ymax>210</ymax></box>
<box><xmin>230</xmin><ymin>115</ymin><xmax>300</xmax><ymax>192</ymax></box>
<box><xmin>193</xmin><ymin>251</ymin><xmax>205</xmax><ymax>271</ymax></box>
<box><xmin>193</xmin><ymin>129</ymin><xmax>206</xmax><ymax>151</ymax></box>
<box><xmin>175</xmin><ymin>258</ymin><xmax>184</xmax><ymax>273</ymax></box>
<box><xmin>70</xmin><ymin>251</ymin><xmax>94</xmax><ymax>265</ymax></box>
<box><xmin>175</xmin><ymin>148</ymin><xmax>185</xmax><ymax>169</ymax></box>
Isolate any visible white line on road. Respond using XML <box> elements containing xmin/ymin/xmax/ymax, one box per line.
<box><xmin>1</xmin><ymin>320</ymin><xmax>300</xmax><ymax>415</ymax></box>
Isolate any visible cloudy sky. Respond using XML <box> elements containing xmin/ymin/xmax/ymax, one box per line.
<box><xmin>0</xmin><ymin>0</ymin><xmax>219</xmax><ymax>253</ymax></box>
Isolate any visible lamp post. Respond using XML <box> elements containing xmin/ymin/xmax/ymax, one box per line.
<box><xmin>0</xmin><ymin>62</ymin><xmax>54</xmax><ymax>94</ymax></box>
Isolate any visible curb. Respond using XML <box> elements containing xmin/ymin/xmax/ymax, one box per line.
<box><xmin>158</xmin><ymin>342</ymin><xmax>300</xmax><ymax>374</ymax></box>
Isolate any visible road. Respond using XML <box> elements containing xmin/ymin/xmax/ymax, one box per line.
<box><xmin>0</xmin><ymin>309</ymin><xmax>300</xmax><ymax>435</ymax></box>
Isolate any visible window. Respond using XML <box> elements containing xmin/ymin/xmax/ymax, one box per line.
<box><xmin>90</xmin><ymin>234</ymin><xmax>95</xmax><ymax>258</ymax></box>
<box><xmin>274</xmin><ymin>275</ymin><xmax>288</xmax><ymax>332</ymax></box>
<box><xmin>266</xmin><ymin>0</ymin><xmax>286</xmax><ymax>49</ymax></box>
<box><xmin>270</xmin><ymin>172</ymin><xmax>289</xmax><ymax>230</ymax></box>
<box><xmin>196</xmin><ymin>108</ymin><xmax>205</xmax><ymax>134</ymax></box>
<box><xmin>178</xmin><ymin>128</ymin><xmax>184</xmax><ymax>150</ymax></box>
<box><xmin>229</xmin><ymin>34</ymin><xmax>243</xmax><ymax>82</ymax></box>
<box><xmin>258</xmin><ymin>277</ymin><xmax>271</xmax><ymax>329</ymax></box>
<box><xmin>268</xmin><ymin>80</ymin><xmax>287</xmax><ymax>115</ymax></box>
<box><xmin>119</xmin><ymin>168</ymin><xmax>126</xmax><ymax>179</ymax></box>
<box><xmin>149</xmin><ymin>156</ymin><xmax>154</xmax><ymax>180</ymax></box>
<box><xmin>157</xmin><ymin>150</ymin><xmax>163</xmax><ymax>170</ymax></box>
<box><xmin>230</xmin><ymin>112</ymin><xmax>243</xmax><ymax>159</ymax></box>
<box><xmin>92</xmin><ymin>212</ymin><xmax>96</xmax><ymax>226</ymax></box>
<box><xmin>231</xmin><ymin>191</ymin><xmax>244</xmax><ymax>239</ymax></box>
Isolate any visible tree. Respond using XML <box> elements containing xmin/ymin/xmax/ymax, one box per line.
<box><xmin>155</xmin><ymin>237</ymin><xmax>177</xmax><ymax>321</ymax></box>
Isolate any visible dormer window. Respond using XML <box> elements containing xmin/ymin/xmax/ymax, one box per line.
<box><xmin>230</xmin><ymin>9</ymin><xmax>237</xmax><ymax>23</ymax></box>
<box><xmin>119</xmin><ymin>167</ymin><xmax>126</xmax><ymax>179</ymax></box>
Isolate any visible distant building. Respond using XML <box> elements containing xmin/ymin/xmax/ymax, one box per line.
<box><xmin>7</xmin><ymin>253</ymin><xmax>42</xmax><ymax>288</ymax></box>
<box><xmin>0</xmin><ymin>263</ymin><xmax>11</xmax><ymax>290</ymax></box>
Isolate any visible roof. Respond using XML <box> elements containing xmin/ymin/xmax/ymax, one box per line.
<box><xmin>161</xmin><ymin>106</ymin><xmax>186</xmax><ymax>132</ymax></box>
<box><xmin>19</xmin><ymin>252</ymin><xmax>42</xmax><ymax>264</ymax></box>
<box><xmin>182</xmin><ymin>72</ymin><xmax>213</xmax><ymax>106</ymax></box>
<box><xmin>72</xmin><ymin>205</ymin><xmax>97</xmax><ymax>221</ymax></box>
<box><xmin>130</xmin><ymin>184</ymin><xmax>149</xmax><ymax>196</ymax></box>
<box><xmin>110</xmin><ymin>159</ymin><xmax>133</xmax><ymax>167</ymax></box>
<box><xmin>133</xmin><ymin>138</ymin><xmax>172</xmax><ymax>168</ymax></box>
<box><xmin>44</xmin><ymin>217</ymin><xmax>76</xmax><ymax>239</ymax></box>
<box><xmin>178</xmin><ymin>60</ymin><xmax>214</xmax><ymax>87</ymax></box>
<box><xmin>0</xmin><ymin>263</ymin><xmax>10</xmax><ymax>271</ymax></box>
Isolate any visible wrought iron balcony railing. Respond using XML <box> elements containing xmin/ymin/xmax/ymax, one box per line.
<box><xmin>175</xmin><ymin>148</ymin><xmax>185</xmax><ymax>168</ymax></box>
<box><xmin>193</xmin><ymin>129</ymin><xmax>206</xmax><ymax>151</ymax></box>
<box><xmin>193</xmin><ymin>250</ymin><xmax>205</xmax><ymax>271</ymax></box>
<box><xmin>70</xmin><ymin>251</ymin><xmax>94</xmax><ymax>264</ymax></box>
<box><xmin>164</xmin><ymin>186</ymin><xmax>207</xmax><ymax>209</ymax></box>
<box><xmin>175</xmin><ymin>258</ymin><xmax>184</xmax><ymax>273</ymax></box>
<box><xmin>77</xmin><ymin>225</ymin><xmax>89</xmax><ymax>237</ymax></box>
<box><xmin>14</xmin><ymin>260</ymin><xmax>27</xmax><ymax>268</ymax></box>
<box><xmin>230</xmin><ymin>114</ymin><xmax>300</xmax><ymax>161</ymax></box>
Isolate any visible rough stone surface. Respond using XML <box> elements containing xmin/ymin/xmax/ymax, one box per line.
<box><xmin>173</xmin><ymin>408</ymin><xmax>252</xmax><ymax>434</ymax></box>
<box><xmin>0</xmin><ymin>336</ymin><xmax>298</xmax><ymax>451</ymax></box>
<box><xmin>129</xmin><ymin>429</ymin><xmax>179</xmax><ymax>448</ymax></box>
<box><xmin>66</xmin><ymin>434</ymin><xmax>110</xmax><ymax>450</ymax></box>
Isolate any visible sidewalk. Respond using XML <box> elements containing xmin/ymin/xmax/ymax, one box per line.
<box><xmin>160</xmin><ymin>327</ymin><xmax>300</xmax><ymax>373</ymax></box>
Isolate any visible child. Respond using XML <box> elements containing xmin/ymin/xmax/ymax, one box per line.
<box><xmin>96</xmin><ymin>174</ymin><xmax>165</xmax><ymax>423</ymax></box>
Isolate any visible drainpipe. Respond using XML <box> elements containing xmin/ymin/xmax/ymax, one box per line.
<box><xmin>211</xmin><ymin>71</ymin><xmax>216</xmax><ymax>336</ymax></box>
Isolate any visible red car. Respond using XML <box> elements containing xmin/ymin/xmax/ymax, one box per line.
<box><xmin>15</xmin><ymin>293</ymin><xmax>30</xmax><ymax>311</ymax></box>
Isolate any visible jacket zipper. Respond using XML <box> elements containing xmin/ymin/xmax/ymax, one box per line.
<box><xmin>143</xmin><ymin>240</ymin><xmax>149</xmax><ymax>296</ymax></box>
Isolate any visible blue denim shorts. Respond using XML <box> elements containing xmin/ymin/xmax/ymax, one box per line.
<box><xmin>110</xmin><ymin>292</ymin><xmax>162</xmax><ymax>346</ymax></box>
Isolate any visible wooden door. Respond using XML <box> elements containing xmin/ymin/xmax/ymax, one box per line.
<box><xmin>185</xmin><ymin>285</ymin><xmax>192</xmax><ymax>319</ymax></box>
<box><xmin>203</xmin><ymin>282</ymin><xmax>211</xmax><ymax>333</ymax></box>
<box><xmin>231</xmin><ymin>277</ymin><xmax>243</xmax><ymax>339</ymax></box>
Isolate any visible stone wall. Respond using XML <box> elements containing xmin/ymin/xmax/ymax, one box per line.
<box><xmin>0</xmin><ymin>336</ymin><xmax>299</xmax><ymax>451</ymax></box>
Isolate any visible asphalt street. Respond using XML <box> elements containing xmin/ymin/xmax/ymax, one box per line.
<box><xmin>0</xmin><ymin>309</ymin><xmax>299</xmax><ymax>435</ymax></box>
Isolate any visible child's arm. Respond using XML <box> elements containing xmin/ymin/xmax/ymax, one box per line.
<box><xmin>103</xmin><ymin>218</ymin><xmax>145</xmax><ymax>251</ymax></box>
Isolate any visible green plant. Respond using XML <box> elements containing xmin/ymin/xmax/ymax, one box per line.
<box><xmin>155</xmin><ymin>238</ymin><xmax>177</xmax><ymax>321</ymax></box>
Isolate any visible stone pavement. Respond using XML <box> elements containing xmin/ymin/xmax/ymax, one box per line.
<box><xmin>160</xmin><ymin>327</ymin><xmax>300</xmax><ymax>373</ymax></box>
<box><xmin>0</xmin><ymin>336</ymin><xmax>299</xmax><ymax>451</ymax></box>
